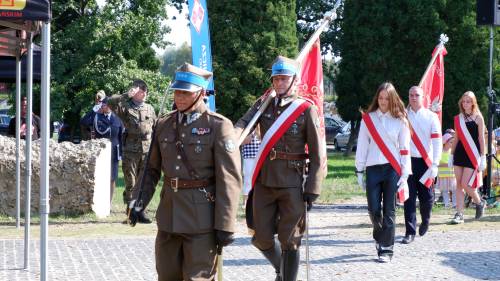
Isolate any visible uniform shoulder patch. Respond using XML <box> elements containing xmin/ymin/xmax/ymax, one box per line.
<box><xmin>224</xmin><ymin>139</ymin><xmax>236</xmax><ymax>153</ymax></box>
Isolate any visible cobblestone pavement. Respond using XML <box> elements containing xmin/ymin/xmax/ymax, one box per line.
<box><xmin>1</xmin><ymin>205</ymin><xmax>500</xmax><ymax>281</ymax></box>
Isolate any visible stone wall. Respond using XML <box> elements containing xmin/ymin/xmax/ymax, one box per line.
<box><xmin>0</xmin><ymin>135</ymin><xmax>111</xmax><ymax>218</ymax></box>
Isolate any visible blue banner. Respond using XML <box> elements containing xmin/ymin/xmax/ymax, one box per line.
<box><xmin>188</xmin><ymin>0</ymin><xmax>215</xmax><ymax>111</ymax></box>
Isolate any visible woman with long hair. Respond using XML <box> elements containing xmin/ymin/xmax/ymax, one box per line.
<box><xmin>448</xmin><ymin>91</ymin><xmax>486</xmax><ymax>224</ymax></box>
<box><xmin>355</xmin><ymin>82</ymin><xmax>411</xmax><ymax>263</ymax></box>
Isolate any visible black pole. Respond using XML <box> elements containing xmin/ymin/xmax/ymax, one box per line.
<box><xmin>486</xmin><ymin>92</ymin><xmax>494</xmax><ymax>198</ymax></box>
<box><xmin>485</xmin><ymin>26</ymin><xmax>494</xmax><ymax>198</ymax></box>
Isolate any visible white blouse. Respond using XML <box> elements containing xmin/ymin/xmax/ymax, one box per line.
<box><xmin>355</xmin><ymin>109</ymin><xmax>412</xmax><ymax>177</ymax></box>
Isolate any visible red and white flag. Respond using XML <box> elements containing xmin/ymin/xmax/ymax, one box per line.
<box><xmin>298</xmin><ymin>40</ymin><xmax>327</xmax><ymax>174</ymax></box>
<box><xmin>420</xmin><ymin>46</ymin><xmax>447</xmax><ymax>122</ymax></box>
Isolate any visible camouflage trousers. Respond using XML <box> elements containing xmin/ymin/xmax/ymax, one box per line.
<box><xmin>122</xmin><ymin>151</ymin><xmax>147</xmax><ymax>205</ymax></box>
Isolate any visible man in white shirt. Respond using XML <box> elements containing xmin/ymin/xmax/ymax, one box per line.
<box><xmin>402</xmin><ymin>86</ymin><xmax>442</xmax><ymax>244</ymax></box>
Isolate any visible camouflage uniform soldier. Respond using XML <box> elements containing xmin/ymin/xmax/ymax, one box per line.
<box><xmin>235</xmin><ymin>56</ymin><xmax>326</xmax><ymax>281</ymax></box>
<box><xmin>107</xmin><ymin>79</ymin><xmax>156</xmax><ymax>223</ymax></box>
<box><xmin>128</xmin><ymin>63</ymin><xmax>241</xmax><ymax>280</ymax></box>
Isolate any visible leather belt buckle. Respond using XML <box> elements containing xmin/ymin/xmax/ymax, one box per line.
<box><xmin>270</xmin><ymin>148</ymin><xmax>277</xmax><ymax>161</ymax></box>
<box><xmin>171</xmin><ymin>177</ymin><xmax>179</xmax><ymax>192</ymax></box>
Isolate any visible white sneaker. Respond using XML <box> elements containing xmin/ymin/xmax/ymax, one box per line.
<box><xmin>451</xmin><ymin>212</ymin><xmax>464</xmax><ymax>224</ymax></box>
<box><xmin>378</xmin><ymin>255</ymin><xmax>391</xmax><ymax>263</ymax></box>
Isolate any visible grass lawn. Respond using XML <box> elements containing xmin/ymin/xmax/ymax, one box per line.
<box><xmin>1</xmin><ymin>152</ymin><xmax>499</xmax><ymax>238</ymax></box>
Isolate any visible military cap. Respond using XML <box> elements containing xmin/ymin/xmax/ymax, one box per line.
<box><xmin>271</xmin><ymin>55</ymin><xmax>299</xmax><ymax>77</ymax></box>
<box><xmin>171</xmin><ymin>63</ymin><xmax>213</xmax><ymax>93</ymax></box>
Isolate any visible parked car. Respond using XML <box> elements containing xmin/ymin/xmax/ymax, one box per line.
<box><xmin>334</xmin><ymin>122</ymin><xmax>357</xmax><ymax>151</ymax></box>
<box><xmin>324</xmin><ymin>116</ymin><xmax>345</xmax><ymax>145</ymax></box>
<box><xmin>0</xmin><ymin>114</ymin><xmax>12</xmax><ymax>136</ymax></box>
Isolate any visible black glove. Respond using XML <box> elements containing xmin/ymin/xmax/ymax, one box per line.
<box><xmin>127</xmin><ymin>200</ymin><xmax>143</xmax><ymax>227</ymax></box>
<box><xmin>303</xmin><ymin>193</ymin><xmax>319</xmax><ymax>211</ymax></box>
<box><xmin>215</xmin><ymin>230</ymin><xmax>235</xmax><ymax>254</ymax></box>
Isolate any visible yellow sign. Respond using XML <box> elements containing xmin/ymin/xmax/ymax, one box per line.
<box><xmin>0</xmin><ymin>0</ymin><xmax>26</xmax><ymax>11</ymax></box>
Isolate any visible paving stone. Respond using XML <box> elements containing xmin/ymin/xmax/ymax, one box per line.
<box><xmin>1</xmin><ymin>206</ymin><xmax>499</xmax><ymax>281</ymax></box>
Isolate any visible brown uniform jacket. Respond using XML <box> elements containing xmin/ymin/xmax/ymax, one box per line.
<box><xmin>235</xmin><ymin>95</ymin><xmax>325</xmax><ymax>195</ymax></box>
<box><xmin>107</xmin><ymin>94</ymin><xmax>156</xmax><ymax>153</ymax></box>
<box><xmin>138</xmin><ymin>102</ymin><xmax>242</xmax><ymax>234</ymax></box>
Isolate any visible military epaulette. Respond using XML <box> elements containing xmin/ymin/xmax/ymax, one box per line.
<box><xmin>206</xmin><ymin>110</ymin><xmax>229</xmax><ymax>121</ymax></box>
<box><xmin>158</xmin><ymin>109</ymin><xmax>177</xmax><ymax>120</ymax></box>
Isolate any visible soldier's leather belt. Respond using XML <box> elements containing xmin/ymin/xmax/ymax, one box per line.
<box><xmin>165</xmin><ymin>177</ymin><xmax>214</xmax><ymax>190</ymax></box>
<box><xmin>269</xmin><ymin>149</ymin><xmax>309</xmax><ymax>161</ymax></box>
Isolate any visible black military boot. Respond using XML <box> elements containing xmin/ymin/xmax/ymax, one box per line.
<box><xmin>280</xmin><ymin>249</ymin><xmax>299</xmax><ymax>281</ymax></box>
<box><xmin>260</xmin><ymin>242</ymin><xmax>282</xmax><ymax>281</ymax></box>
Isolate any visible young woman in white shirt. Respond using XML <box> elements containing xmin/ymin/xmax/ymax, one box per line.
<box><xmin>355</xmin><ymin>82</ymin><xmax>411</xmax><ymax>263</ymax></box>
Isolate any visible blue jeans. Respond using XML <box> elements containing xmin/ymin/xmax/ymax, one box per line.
<box><xmin>366</xmin><ymin>164</ymin><xmax>399</xmax><ymax>256</ymax></box>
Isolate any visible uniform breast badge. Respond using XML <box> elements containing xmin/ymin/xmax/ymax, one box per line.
<box><xmin>192</xmin><ymin>128</ymin><xmax>211</xmax><ymax>135</ymax></box>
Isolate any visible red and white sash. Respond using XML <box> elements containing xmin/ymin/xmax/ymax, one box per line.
<box><xmin>454</xmin><ymin>114</ymin><xmax>482</xmax><ymax>188</ymax></box>
<box><xmin>408</xmin><ymin>115</ymin><xmax>434</xmax><ymax>188</ymax></box>
<box><xmin>250</xmin><ymin>99</ymin><xmax>312</xmax><ymax>187</ymax></box>
<box><xmin>362</xmin><ymin>112</ymin><xmax>409</xmax><ymax>203</ymax></box>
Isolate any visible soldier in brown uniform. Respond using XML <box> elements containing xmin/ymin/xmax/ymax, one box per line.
<box><xmin>235</xmin><ymin>56</ymin><xmax>326</xmax><ymax>281</ymax></box>
<box><xmin>107</xmin><ymin>80</ymin><xmax>157</xmax><ymax>223</ymax></box>
<box><xmin>128</xmin><ymin>63</ymin><xmax>242</xmax><ymax>280</ymax></box>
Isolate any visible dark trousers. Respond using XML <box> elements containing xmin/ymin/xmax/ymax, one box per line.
<box><xmin>155</xmin><ymin>231</ymin><xmax>217</xmax><ymax>281</ymax></box>
<box><xmin>252</xmin><ymin>182</ymin><xmax>305</xmax><ymax>251</ymax></box>
<box><xmin>366</xmin><ymin>164</ymin><xmax>399</xmax><ymax>254</ymax></box>
<box><xmin>404</xmin><ymin>157</ymin><xmax>434</xmax><ymax>236</ymax></box>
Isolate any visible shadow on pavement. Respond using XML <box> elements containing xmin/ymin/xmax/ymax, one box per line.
<box><xmin>310</xmin><ymin>253</ymin><xmax>374</xmax><ymax>264</ymax></box>
<box><xmin>438</xmin><ymin>251</ymin><xmax>500</xmax><ymax>280</ymax></box>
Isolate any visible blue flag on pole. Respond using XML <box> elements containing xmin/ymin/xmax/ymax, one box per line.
<box><xmin>188</xmin><ymin>0</ymin><xmax>215</xmax><ymax>111</ymax></box>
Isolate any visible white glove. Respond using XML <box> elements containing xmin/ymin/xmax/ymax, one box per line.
<box><xmin>479</xmin><ymin>155</ymin><xmax>487</xmax><ymax>171</ymax></box>
<box><xmin>127</xmin><ymin>86</ymin><xmax>140</xmax><ymax>98</ymax></box>
<box><xmin>448</xmin><ymin>154</ymin><xmax>454</xmax><ymax>168</ymax></box>
<box><xmin>397</xmin><ymin>175</ymin><xmax>408</xmax><ymax>187</ymax></box>
<box><xmin>397</xmin><ymin>180</ymin><xmax>408</xmax><ymax>193</ymax></box>
<box><xmin>357</xmin><ymin>173</ymin><xmax>365</xmax><ymax>190</ymax></box>
<box><xmin>93</xmin><ymin>103</ymin><xmax>102</xmax><ymax>112</ymax></box>
<box><xmin>430</xmin><ymin>164</ymin><xmax>438</xmax><ymax>178</ymax></box>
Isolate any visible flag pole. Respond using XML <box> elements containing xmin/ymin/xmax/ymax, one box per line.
<box><xmin>237</xmin><ymin>3</ymin><xmax>340</xmax><ymax>146</ymax></box>
<box><xmin>418</xmin><ymin>34</ymin><xmax>449</xmax><ymax>87</ymax></box>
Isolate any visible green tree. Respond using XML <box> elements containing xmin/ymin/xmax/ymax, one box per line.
<box><xmin>440</xmin><ymin>1</ymin><xmax>490</xmax><ymax>127</ymax></box>
<box><xmin>296</xmin><ymin>0</ymin><xmax>340</xmax><ymax>56</ymax></box>
<box><xmin>335</xmin><ymin>0</ymin><xmax>489</xmax><ymax>154</ymax></box>
<box><xmin>171</xmin><ymin>1</ymin><xmax>298</xmax><ymax>121</ymax></box>
<box><xmin>208</xmin><ymin>1</ymin><xmax>298</xmax><ymax>121</ymax></box>
<box><xmin>50</xmin><ymin>0</ymin><xmax>171</xmax><ymax>137</ymax></box>
<box><xmin>160</xmin><ymin>43</ymin><xmax>192</xmax><ymax>77</ymax></box>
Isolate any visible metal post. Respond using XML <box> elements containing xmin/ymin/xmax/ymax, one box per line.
<box><xmin>15</xmin><ymin>53</ymin><xmax>21</xmax><ymax>229</ymax></box>
<box><xmin>486</xmin><ymin>26</ymin><xmax>494</xmax><ymax>196</ymax></box>
<box><xmin>40</xmin><ymin>22</ymin><xmax>51</xmax><ymax>281</ymax></box>
<box><xmin>23</xmin><ymin>32</ymin><xmax>33</xmax><ymax>270</ymax></box>
<box><xmin>305</xmin><ymin>206</ymin><xmax>310</xmax><ymax>281</ymax></box>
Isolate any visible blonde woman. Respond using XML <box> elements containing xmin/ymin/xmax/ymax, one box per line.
<box><xmin>448</xmin><ymin>91</ymin><xmax>486</xmax><ymax>224</ymax></box>
<box><xmin>356</xmin><ymin>82</ymin><xmax>411</xmax><ymax>263</ymax></box>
